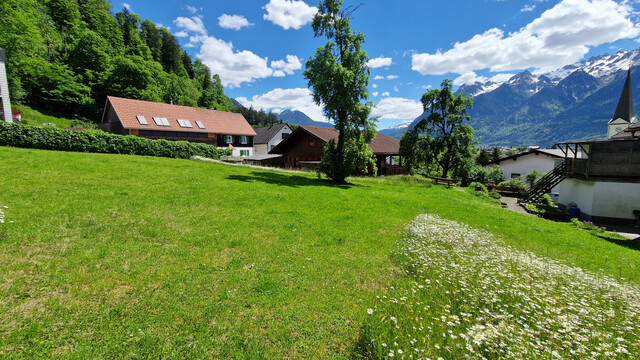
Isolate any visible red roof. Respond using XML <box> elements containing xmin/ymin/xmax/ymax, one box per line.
<box><xmin>104</xmin><ymin>96</ymin><xmax>256</xmax><ymax>136</ymax></box>
<box><xmin>273</xmin><ymin>125</ymin><xmax>400</xmax><ymax>155</ymax></box>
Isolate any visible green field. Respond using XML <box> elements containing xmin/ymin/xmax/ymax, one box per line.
<box><xmin>1</xmin><ymin>146</ymin><xmax>639</xmax><ymax>359</ymax></box>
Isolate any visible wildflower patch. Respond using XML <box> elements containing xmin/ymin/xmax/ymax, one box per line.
<box><xmin>363</xmin><ymin>214</ymin><xmax>640</xmax><ymax>359</ymax></box>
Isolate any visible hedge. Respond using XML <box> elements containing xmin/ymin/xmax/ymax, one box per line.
<box><xmin>0</xmin><ymin>122</ymin><xmax>231</xmax><ymax>159</ymax></box>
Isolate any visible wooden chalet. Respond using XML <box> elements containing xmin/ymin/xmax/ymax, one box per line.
<box><xmin>99</xmin><ymin>96</ymin><xmax>256</xmax><ymax>157</ymax></box>
<box><xmin>269</xmin><ymin>125</ymin><xmax>407</xmax><ymax>176</ymax></box>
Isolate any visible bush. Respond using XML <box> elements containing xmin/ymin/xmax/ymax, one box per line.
<box><xmin>468</xmin><ymin>181</ymin><xmax>487</xmax><ymax>193</ymax></box>
<box><xmin>498</xmin><ymin>178</ymin><xmax>527</xmax><ymax>190</ymax></box>
<box><xmin>488</xmin><ymin>190</ymin><xmax>501</xmax><ymax>199</ymax></box>
<box><xmin>0</xmin><ymin>122</ymin><xmax>230</xmax><ymax>160</ymax></box>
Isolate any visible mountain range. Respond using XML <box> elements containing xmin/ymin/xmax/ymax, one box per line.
<box><xmin>381</xmin><ymin>48</ymin><xmax>640</xmax><ymax>147</ymax></box>
<box><xmin>276</xmin><ymin>109</ymin><xmax>334</xmax><ymax>128</ymax></box>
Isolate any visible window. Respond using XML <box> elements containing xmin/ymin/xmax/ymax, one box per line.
<box><xmin>510</xmin><ymin>173</ymin><xmax>521</xmax><ymax>179</ymax></box>
<box><xmin>195</xmin><ymin>120</ymin><xmax>205</xmax><ymax>129</ymax></box>
<box><xmin>241</xmin><ymin>136</ymin><xmax>248</xmax><ymax>144</ymax></box>
<box><xmin>282</xmin><ymin>132</ymin><xmax>289</xmax><ymax>139</ymax></box>
<box><xmin>136</xmin><ymin>115</ymin><xmax>148</xmax><ymax>125</ymax></box>
<box><xmin>239</xmin><ymin>150</ymin><xmax>250</xmax><ymax>157</ymax></box>
<box><xmin>177</xmin><ymin>119</ymin><xmax>193</xmax><ymax>128</ymax></box>
<box><xmin>308</xmin><ymin>138</ymin><xmax>316</xmax><ymax>147</ymax></box>
<box><xmin>153</xmin><ymin>117</ymin><xmax>170</xmax><ymax>126</ymax></box>
<box><xmin>225</xmin><ymin>135</ymin><xmax>233</xmax><ymax>143</ymax></box>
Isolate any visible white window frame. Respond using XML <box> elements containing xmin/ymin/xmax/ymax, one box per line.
<box><xmin>136</xmin><ymin>115</ymin><xmax>148</xmax><ymax>125</ymax></box>
<box><xmin>177</xmin><ymin>119</ymin><xmax>193</xmax><ymax>128</ymax></box>
<box><xmin>195</xmin><ymin>120</ymin><xmax>205</xmax><ymax>129</ymax></box>
<box><xmin>225</xmin><ymin>135</ymin><xmax>233</xmax><ymax>143</ymax></box>
<box><xmin>153</xmin><ymin>117</ymin><xmax>170</xmax><ymax>126</ymax></box>
<box><xmin>241</xmin><ymin>136</ymin><xmax>248</xmax><ymax>144</ymax></box>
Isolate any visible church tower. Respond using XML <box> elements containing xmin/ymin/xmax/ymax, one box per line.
<box><xmin>0</xmin><ymin>47</ymin><xmax>12</xmax><ymax>123</ymax></box>
<box><xmin>607</xmin><ymin>68</ymin><xmax>637</xmax><ymax>139</ymax></box>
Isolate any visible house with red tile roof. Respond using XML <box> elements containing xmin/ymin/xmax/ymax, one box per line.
<box><xmin>99</xmin><ymin>96</ymin><xmax>256</xmax><ymax>157</ymax></box>
<box><xmin>269</xmin><ymin>125</ymin><xmax>407</xmax><ymax>176</ymax></box>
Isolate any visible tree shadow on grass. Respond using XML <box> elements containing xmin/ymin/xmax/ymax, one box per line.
<box><xmin>226</xmin><ymin>170</ymin><xmax>357</xmax><ymax>189</ymax></box>
<box><xmin>597</xmin><ymin>234</ymin><xmax>640</xmax><ymax>251</ymax></box>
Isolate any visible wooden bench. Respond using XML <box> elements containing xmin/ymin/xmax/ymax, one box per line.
<box><xmin>432</xmin><ymin>177</ymin><xmax>456</xmax><ymax>186</ymax></box>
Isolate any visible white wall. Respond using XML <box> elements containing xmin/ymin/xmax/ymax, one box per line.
<box><xmin>494</xmin><ymin>154</ymin><xmax>557</xmax><ymax>179</ymax></box>
<box><xmin>267</xmin><ymin>125</ymin><xmax>292</xmax><ymax>152</ymax></box>
<box><xmin>559</xmin><ymin>179</ymin><xmax>640</xmax><ymax>220</ymax></box>
<box><xmin>0</xmin><ymin>49</ymin><xmax>12</xmax><ymax>123</ymax></box>
<box><xmin>486</xmin><ymin>153</ymin><xmax>560</xmax><ymax>192</ymax></box>
<box><xmin>254</xmin><ymin>144</ymin><xmax>268</xmax><ymax>155</ymax></box>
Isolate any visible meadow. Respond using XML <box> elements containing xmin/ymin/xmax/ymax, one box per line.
<box><xmin>1</xmin><ymin>146</ymin><xmax>639</xmax><ymax>359</ymax></box>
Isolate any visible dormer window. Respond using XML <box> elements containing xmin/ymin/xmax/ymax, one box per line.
<box><xmin>153</xmin><ymin>117</ymin><xmax>170</xmax><ymax>126</ymax></box>
<box><xmin>136</xmin><ymin>115</ymin><xmax>148</xmax><ymax>125</ymax></box>
<box><xmin>177</xmin><ymin>119</ymin><xmax>193</xmax><ymax>128</ymax></box>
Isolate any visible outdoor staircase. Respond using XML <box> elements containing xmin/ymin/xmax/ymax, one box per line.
<box><xmin>522</xmin><ymin>161</ymin><xmax>568</xmax><ymax>203</ymax></box>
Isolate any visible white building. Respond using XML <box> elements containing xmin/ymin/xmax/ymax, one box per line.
<box><xmin>0</xmin><ymin>47</ymin><xmax>12</xmax><ymax>123</ymax></box>
<box><xmin>555</xmin><ymin>69</ymin><xmax>640</xmax><ymax>224</ymax></box>
<box><xmin>253</xmin><ymin>123</ymin><xmax>292</xmax><ymax>155</ymax></box>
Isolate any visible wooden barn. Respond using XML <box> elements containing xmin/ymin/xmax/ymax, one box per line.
<box><xmin>269</xmin><ymin>125</ymin><xmax>407</xmax><ymax>176</ymax></box>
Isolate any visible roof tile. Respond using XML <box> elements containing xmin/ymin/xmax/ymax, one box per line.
<box><xmin>105</xmin><ymin>96</ymin><xmax>256</xmax><ymax>136</ymax></box>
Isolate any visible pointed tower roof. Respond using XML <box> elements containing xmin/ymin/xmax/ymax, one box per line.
<box><xmin>610</xmin><ymin>68</ymin><xmax>637</xmax><ymax>124</ymax></box>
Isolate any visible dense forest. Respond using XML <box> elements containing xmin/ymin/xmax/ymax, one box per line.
<box><xmin>0</xmin><ymin>0</ymin><xmax>280</xmax><ymax>126</ymax></box>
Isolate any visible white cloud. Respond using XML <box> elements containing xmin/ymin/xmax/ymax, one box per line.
<box><xmin>453</xmin><ymin>72</ymin><xmax>489</xmax><ymax>86</ymax></box>
<box><xmin>175</xmin><ymin>31</ymin><xmax>188</xmax><ymax>38</ymax></box>
<box><xmin>381</xmin><ymin>92</ymin><xmax>390</xmax><ymax>97</ymax></box>
<box><xmin>373</xmin><ymin>74</ymin><xmax>399</xmax><ymax>80</ymax></box>
<box><xmin>393</xmin><ymin>86</ymin><xmax>399</xmax><ymax>92</ymax></box>
<box><xmin>411</xmin><ymin>0</ymin><xmax>640</xmax><ymax>75</ymax></box>
<box><xmin>372</xmin><ymin>84</ymin><xmax>378</xmax><ymax>89</ymax></box>
<box><xmin>263</xmin><ymin>0</ymin><xmax>317</xmax><ymax>30</ymax></box>
<box><xmin>174</xmin><ymin>16</ymin><xmax>207</xmax><ymax>35</ymax></box>
<box><xmin>489</xmin><ymin>73</ymin><xmax>516</xmax><ymax>83</ymax></box>
<box><xmin>372</xmin><ymin>92</ymin><xmax>379</xmax><ymax>97</ymax></box>
<box><xmin>367</xmin><ymin>56</ymin><xmax>393</xmax><ymax>68</ymax></box>
<box><xmin>237</xmin><ymin>88</ymin><xmax>327</xmax><ymax>122</ymax></box>
<box><xmin>219</xmin><ymin>14</ymin><xmax>254</xmax><ymax>30</ymax></box>
<box><xmin>197</xmin><ymin>36</ymin><xmax>273</xmax><ymax>87</ymax></box>
<box><xmin>521</xmin><ymin>4</ymin><xmax>536</xmax><ymax>12</ymax></box>
<box><xmin>372</xmin><ymin>97</ymin><xmax>423</xmax><ymax>119</ymax></box>
<box><xmin>186</xmin><ymin>5</ymin><xmax>199</xmax><ymax>14</ymax></box>
<box><xmin>270</xmin><ymin>55</ymin><xmax>302</xmax><ymax>75</ymax></box>
<box><xmin>122</xmin><ymin>3</ymin><xmax>131</xmax><ymax>11</ymax></box>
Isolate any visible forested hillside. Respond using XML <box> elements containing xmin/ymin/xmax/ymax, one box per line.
<box><xmin>0</xmin><ymin>0</ymin><xmax>232</xmax><ymax>121</ymax></box>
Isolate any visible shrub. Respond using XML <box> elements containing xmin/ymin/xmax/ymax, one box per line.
<box><xmin>487</xmin><ymin>165</ymin><xmax>504</xmax><ymax>184</ymax></box>
<box><xmin>498</xmin><ymin>178</ymin><xmax>527</xmax><ymax>190</ymax></box>
<box><xmin>468</xmin><ymin>181</ymin><xmax>487</xmax><ymax>193</ymax></box>
<box><xmin>0</xmin><ymin>122</ymin><xmax>230</xmax><ymax>160</ymax></box>
<box><xmin>526</xmin><ymin>169</ymin><xmax>542</xmax><ymax>188</ymax></box>
<box><xmin>488</xmin><ymin>190</ymin><xmax>501</xmax><ymax>199</ymax></box>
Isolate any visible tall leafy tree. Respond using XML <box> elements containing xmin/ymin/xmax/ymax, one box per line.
<box><xmin>303</xmin><ymin>0</ymin><xmax>376</xmax><ymax>183</ymax></box>
<box><xmin>400</xmin><ymin>79</ymin><xmax>476</xmax><ymax>179</ymax></box>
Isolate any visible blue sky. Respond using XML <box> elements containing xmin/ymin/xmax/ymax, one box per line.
<box><xmin>120</xmin><ymin>0</ymin><xmax>640</xmax><ymax>129</ymax></box>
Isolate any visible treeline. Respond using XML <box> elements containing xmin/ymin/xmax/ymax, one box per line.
<box><xmin>235</xmin><ymin>106</ymin><xmax>281</xmax><ymax>128</ymax></box>
<box><xmin>0</xmin><ymin>0</ymin><xmax>232</xmax><ymax>121</ymax></box>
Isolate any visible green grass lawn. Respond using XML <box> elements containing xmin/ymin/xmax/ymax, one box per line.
<box><xmin>11</xmin><ymin>105</ymin><xmax>76</xmax><ymax>128</ymax></box>
<box><xmin>1</xmin><ymin>146</ymin><xmax>639</xmax><ymax>359</ymax></box>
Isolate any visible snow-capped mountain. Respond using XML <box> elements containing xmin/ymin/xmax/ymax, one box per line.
<box><xmin>458</xmin><ymin>48</ymin><xmax>640</xmax><ymax>99</ymax></box>
<box><xmin>398</xmin><ymin>47</ymin><xmax>640</xmax><ymax>147</ymax></box>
